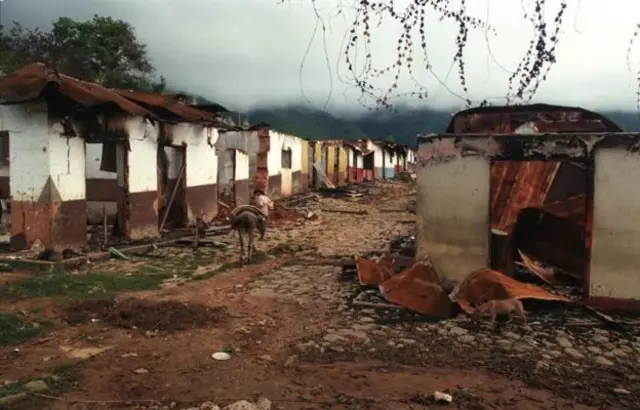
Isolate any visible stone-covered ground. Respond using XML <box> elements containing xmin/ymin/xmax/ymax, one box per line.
<box><xmin>0</xmin><ymin>181</ymin><xmax>638</xmax><ymax>410</ymax></box>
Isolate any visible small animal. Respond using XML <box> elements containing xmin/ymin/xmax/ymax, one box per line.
<box><xmin>473</xmin><ymin>298</ymin><xmax>527</xmax><ymax>328</ymax></box>
<box><xmin>228</xmin><ymin>205</ymin><xmax>267</xmax><ymax>262</ymax></box>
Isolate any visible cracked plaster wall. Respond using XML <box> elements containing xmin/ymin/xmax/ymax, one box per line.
<box><xmin>169</xmin><ymin>123</ymin><xmax>218</xmax><ymax>187</ymax></box>
<box><xmin>591</xmin><ymin>147</ymin><xmax>640</xmax><ymax>300</ymax></box>
<box><xmin>416</xmin><ymin>156</ymin><xmax>490</xmax><ymax>282</ymax></box>
<box><xmin>125</xmin><ymin>117</ymin><xmax>158</xmax><ymax>194</ymax></box>
<box><xmin>1</xmin><ymin>101</ymin><xmax>85</xmax><ymax>203</ymax></box>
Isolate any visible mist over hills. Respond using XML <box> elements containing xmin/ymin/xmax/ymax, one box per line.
<box><xmin>240</xmin><ymin>105</ymin><xmax>640</xmax><ymax>147</ymax></box>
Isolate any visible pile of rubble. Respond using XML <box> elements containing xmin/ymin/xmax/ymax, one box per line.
<box><xmin>338</xmin><ymin>233</ymin><xmax>639</xmax><ymax>328</ymax></box>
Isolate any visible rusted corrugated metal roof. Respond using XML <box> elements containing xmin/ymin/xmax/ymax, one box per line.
<box><xmin>490</xmin><ymin>160</ymin><xmax>560</xmax><ymax>232</ymax></box>
<box><xmin>0</xmin><ymin>63</ymin><xmax>152</xmax><ymax>117</ymax></box>
<box><xmin>445</xmin><ymin>103</ymin><xmax>623</xmax><ymax>134</ymax></box>
<box><xmin>116</xmin><ymin>90</ymin><xmax>219</xmax><ymax>123</ymax></box>
<box><xmin>192</xmin><ymin>102</ymin><xmax>229</xmax><ymax>113</ymax></box>
<box><xmin>446</xmin><ymin>104</ymin><xmax>605</xmax><ymax>234</ymax></box>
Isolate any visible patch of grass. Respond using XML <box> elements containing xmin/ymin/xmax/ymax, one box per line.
<box><xmin>0</xmin><ymin>313</ymin><xmax>41</xmax><ymax>346</ymax></box>
<box><xmin>0</xmin><ymin>361</ymin><xmax>83</xmax><ymax>403</ymax></box>
<box><xmin>0</xmin><ymin>273</ymin><xmax>162</xmax><ymax>300</ymax></box>
<box><xmin>0</xmin><ymin>380</ymin><xmax>24</xmax><ymax>398</ymax></box>
<box><xmin>47</xmin><ymin>361</ymin><xmax>83</xmax><ymax>394</ymax></box>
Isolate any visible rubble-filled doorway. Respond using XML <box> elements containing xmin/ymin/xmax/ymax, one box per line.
<box><xmin>0</xmin><ymin>131</ymin><xmax>10</xmax><ymax>246</ymax></box>
<box><xmin>309</xmin><ymin>142</ymin><xmax>317</xmax><ymax>189</ymax></box>
<box><xmin>85</xmin><ymin>139</ymin><xmax>127</xmax><ymax>247</ymax></box>
<box><xmin>363</xmin><ymin>152</ymin><xmax>374</xmax><ymax>181</ymax></box>
<box><xmin>489</xmin><ymin>159</ymin><xmax>592</xmax><ymax>291</ymax></box>
<box><xmin>321</xmin><ymin>145</ymin><xmax>328</xmax><ymax>178</ymax></box>
<box><xmin>218</xmin><ymin>149</ymin><xmax>236</xmax><ymax>207</ymax></box>
<box><xmin>158</xmin><ymin>145</ymin><xmax>187</xmax><ymax>231</ymax></box>
<box><xmin>352</xmin><ymin>150</ymin><xmax>358</xmax><ymax>182</ymax></box>
<box><xmin>333</xmin><ymin>146</ymin><xmax>340</xmax><ymax>185</ymax></box>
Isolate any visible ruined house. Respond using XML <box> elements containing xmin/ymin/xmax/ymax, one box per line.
<box><xmin>416</xmin><ymin>103</ymin><xmax>640</xmax><ymax>309</ymax></box>
<box><xmin>0</xmin><ymin>63</ymin><xmax>227</xmax><ymax>249</ymax></box>
<box><xmin>0</xmin><ymin>62</ymin><xmax>417</xmax><ymax>253</ymax></box>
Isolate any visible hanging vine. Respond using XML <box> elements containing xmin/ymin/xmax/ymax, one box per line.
<box><xmin>285</xmin><ymin>0</ymin><xmax>571</xmax><ymax>110</ymax></box>
<box><xmin>626</xmin><ymin>23</ymin><xmax>640</xmax><ymax>115</ymax></box>
<box><xmin>506</xmin><ymin>0</ymin><xmax>567</xmax><ymax>103</ymax></box>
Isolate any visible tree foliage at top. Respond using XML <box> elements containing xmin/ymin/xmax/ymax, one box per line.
<box><xmin>0</xmin><ymin>15</ymin><xmax>166</xmax><ymax>92</ymax></box>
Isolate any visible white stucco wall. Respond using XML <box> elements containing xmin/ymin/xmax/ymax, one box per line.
<box><xmin>268</xmin><ymin>132</ymin><xmax>282</xmax><ymax>176</ymax></box>
<box><xmin>163</xmin><ymin>146</ymin><xmax>184</xmax><ymax>179</ymax></box>
<box><xmin>347</xmin><ymin>147</ymin><xmax>354</xmax><ymax>167</ymax></box>
<box><xmin>169</xmin><ymin>124</ymin><xmax>218</xmax><ymax>187</ymax></box>
<box><xmin>1</xmin><ymin>101</ymin><xmax>85</xmax><ymax>202</ymax></box>
<box><xmin>277</xmin><ymin>132</ymin><xmax>303</xmax><ymax>172</ymax></box>
<box><xmin>236</xmin><ymin>151</ymin><xmax>250</xmax><ymax>180</ymax></box>
<box><xmin>385</xmin><ymin>149</ymin><xmax>395</xmax><ymax>167</ymax></box>
<box><xmin>86</xmin><ymin>143</ymin><xmax>116</xmax><ymax>179</ymax></box>
<box><xmin>125</xmin><ymin>117</ymin><xmax>158</xmax><ymax>193</ymax></box>
<box><xmin>416</xmin><ymin>156</ymin><xmax>490</xmax><ymax>282</ymax></box>
<box><xmin>374</xmin><ymin>145</ymin><xmax>383</xmax><ymax>168</ymax></box>
<box><xmin>590</xmin><ymin>148</ymin><xmax>640</xmax><ymax>299</ymax></box>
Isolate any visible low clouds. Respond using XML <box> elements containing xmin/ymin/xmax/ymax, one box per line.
<box><xmin>2</xmin><ymin>0</ymin><xmax>640</xmax><ymax>112</ymax></box>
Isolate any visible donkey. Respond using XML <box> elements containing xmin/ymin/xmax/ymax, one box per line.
<box><xmin>228</xmin><ymin>205</ymin><xmax>267</xmax><ymax>262</ymax></box>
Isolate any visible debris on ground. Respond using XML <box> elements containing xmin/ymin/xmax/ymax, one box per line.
<box><xmin>63</xmin><ymin>298</ymin><xmax>227</xmax><ymax>332</ymax></box>
<box><xmin>433</xmin><ymin>391</ymin><xmax>453</xmax><ymax>403</ymax></box>
<box><xmin>211</xmin><ymin>351</ymin><xmax>232</xmax><ymax>361</ymax></box>
<box><xmin>59</xmin><ymin>345</ymin><xmax>113</xmax><ymax>360</ymax></box>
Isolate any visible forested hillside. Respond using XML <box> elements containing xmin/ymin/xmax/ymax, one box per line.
<box><xmin>245</xmin><ymin>106</ymin><xmax>640</xmax><ymax>147</ymax></box>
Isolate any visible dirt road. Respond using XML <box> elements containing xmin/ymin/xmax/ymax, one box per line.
<box><xmin>0</xmin><ymin>182</ymin><xmax>637</xmax><ymax>409</ymax></box>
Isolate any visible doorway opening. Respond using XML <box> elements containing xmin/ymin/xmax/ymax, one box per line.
<box><xmin>218</xmin><ymin>148</ymin><xmax>236</xmax><ymax>207</ymax></box>
<box><xmin>489</xmin><ymin>159</ymin><xmax>593</xmax><ymax>295</ymax></box>
<box><xmin>85</xmin><ymin>139</ymin><xmax>127</xmax><ymax>247</ymax></box>
<box><xmin>158</xmin><ymin>145</ymin><xmax>187</xmax><ymax>232</ymax></box>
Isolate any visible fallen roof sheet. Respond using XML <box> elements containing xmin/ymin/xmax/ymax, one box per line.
<box><xmin>0</xmin><ymin>63</ymin><xmax>152</xmax><ymax>117</ymax></box>
<box><xmin>455</xmin><ymin>268</ymin><xmax>571</xmax><ymax>313</ymax></box>
<box><xmin>379</xmin><ymin>256</ymin><xmax>453</xmax><ymax>318</ymax></box>
<box><xmin>355</xmin><ymin>256</ymin><xmax>395</xmax><ymax>286</ymax></box>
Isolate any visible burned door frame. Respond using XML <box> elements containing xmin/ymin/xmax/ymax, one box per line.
<box><xmin>157</xmin><ymin>144</ymin><xmax>188</xmax><ymax>230</ymax></box>
<box><xmin>218</xmin><ymin>148</ymin><xmax>237</xmax><ymax>206</ymax></box>
<box><xmin>352</xmin><ymin>149</ymin><xmax>358</xmax><ymax>181</ymax></box>
<box><xmin>83</xmin><ymin>135</ymin><xmax>129</xmax><ymax>242</ymax></box>
<box><xmin>333</xmin><ymin>146</ymin><xmax>340</xmax><ymax>185</ymax></box>
<box><xmin>488</xmin><ymin>158</ymin><xmax>594</xmax><ymax>292</ymax></box>
<box><xmin>309</xmin><ymin>142</ymin><xmax>317</xmax><ymax>190</ymax></box>
<box><xmin>321</xmin><ymin>145</ymin><xmax>329</xmax><ymax>184</ymax></box>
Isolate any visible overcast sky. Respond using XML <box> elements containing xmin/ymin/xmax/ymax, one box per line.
<box><xmin>1</xmin><ymin>0</ymin><xmax>640</xmax><ymax>113</ymax></box>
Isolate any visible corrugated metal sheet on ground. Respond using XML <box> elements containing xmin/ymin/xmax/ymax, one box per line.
<box><xmin>379</xmin><ymin>256</ymin><xmax>453</xmax><ymax>318</ymax></box>
<box><xmin>455</xmin><ymin>268</ymin><xmax>570</xmax><ymax>313</ymax></box>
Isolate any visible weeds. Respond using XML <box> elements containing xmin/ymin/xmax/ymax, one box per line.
<box><xmin>0</xmin><ymin>361</ymin><xmax>82</xmax><ymax>402</ymax></box>
<box><xmin>0</xmin><ymin>273</ymin><xmax>162</xmax><ymax>300</ymax></box>
<box><xmin>0</xmin><ymin>313</ymin><xmax>40</xmax><ymax>346</ymax></box>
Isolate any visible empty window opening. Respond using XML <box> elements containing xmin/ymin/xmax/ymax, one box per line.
<box><xmin>281</xmin><ymin>149</ymin><xmax>292</xmax><ymax>169</ymax></box>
